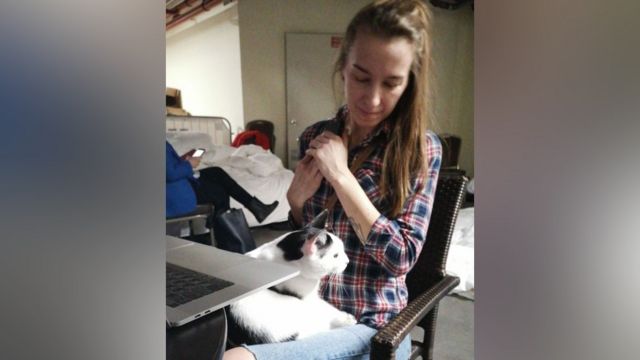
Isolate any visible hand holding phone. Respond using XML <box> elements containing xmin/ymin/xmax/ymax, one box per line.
<box><xmin>191</xmin><ymin>148</ymin><xmax>205</xmax><ymax>158</ymax></box>
<box><xmin>181</xmin><ymin>148</ymin><xmax>206</xmax><ymax>159</ymax></box>
<box><xmin>185</xmin><ymin>148</ymin><xmax>205</xmax><ymax>169</ymax></box>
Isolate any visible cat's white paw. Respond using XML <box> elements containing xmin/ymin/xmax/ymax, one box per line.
<box><xmin>331</xmin><ymin>312</ymin><xmax>357</xmax><ymax>328</ymax></box>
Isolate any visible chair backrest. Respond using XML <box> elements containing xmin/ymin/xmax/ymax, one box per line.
<box><xmin>406</xmin><ymin>171</ymin><xmax>467</xmax><ymax>303</ymax></box>
<box><xmin>438</xmin><ymin>134</ymin><xmax>462</xmax><ymax>170</ymax></box>
<box><xmin>404</xmin><ymin>171</ymin><xmax>467</xmax><ymax>360</ymax></box>
<box><xmin>245</xmin><ymin>119</ymin><xmax>275</xmax><ymax>151</ymax></box>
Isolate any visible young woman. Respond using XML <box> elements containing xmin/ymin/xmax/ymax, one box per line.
<box><xmin>224</xmin><ymin>0</ymin><xmax>441</xmax><ymax>358</ymax></box>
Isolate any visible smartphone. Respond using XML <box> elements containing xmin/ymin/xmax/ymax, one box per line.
<box><xmin>191</xmin><ymin>148</ymin><xmax>206</xmax><ymax>158</ymax></box>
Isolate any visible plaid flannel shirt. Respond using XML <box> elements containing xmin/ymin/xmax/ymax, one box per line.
<box><xmin>297</xmin><ymin>107</ymin><xmax>442</xmax><ymax>329</ymax></box>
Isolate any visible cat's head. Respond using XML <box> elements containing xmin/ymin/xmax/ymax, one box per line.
<box><xmin>276</xmin><ymin>210</ymin><xmax>349</xmax><ymax>277</ymax></box>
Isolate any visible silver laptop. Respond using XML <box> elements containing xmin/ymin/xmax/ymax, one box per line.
<box><xmin>166</xmin><ymin>235</ymin><xmax>299</xmax><ymax>327</ymax></box>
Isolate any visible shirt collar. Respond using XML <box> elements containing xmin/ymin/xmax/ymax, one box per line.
<box><xmin>337</xmin><ymin>105</ymin><xmax>391</xmax><ymax>150</ymax></box>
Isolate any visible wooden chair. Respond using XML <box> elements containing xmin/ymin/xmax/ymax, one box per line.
<box><xmin>371</xmin><ymin>171</ymin><xmax>468</xmax><ymax>360</ymax></box>
<box><xmin>166</xmin><ymin>204</ymin><xmax>215</xmax><ymax>246</ymax></box>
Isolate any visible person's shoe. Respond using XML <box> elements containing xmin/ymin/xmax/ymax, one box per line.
<box><xmin>247</xmin><ymin>197</ymin><xmax>279</xmax><ymax>223</ymax></box>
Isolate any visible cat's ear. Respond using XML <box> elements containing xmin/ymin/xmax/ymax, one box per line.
<box><xmin>302</xmin><ymin>230</ymin><xmax>324</xmax><ymax>256</ymax></box>
<box><xmin>302</xmin><ymin>236</ymin><xmax>317</xmax><ymax>256</ymax></box>
<box><xmin>307</xmin><ymin>209</ymin><xmax>329</xmax><ymax>230</ymax></box>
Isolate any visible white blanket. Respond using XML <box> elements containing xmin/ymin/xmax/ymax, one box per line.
<box><xmin>446</xmin><ymin>207</ymin><xmax>475</xmax><ymax>293</ymax></box>
<box><xmin>199</xmin><ymin>145</ymin><xmax>293</xmax><ymax>227</ymax></box>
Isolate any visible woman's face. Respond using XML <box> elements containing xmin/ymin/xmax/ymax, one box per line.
<box><xmin>342</xmin><ymin>30</ymin><xmax>414</xmax><ymax>132</ymax></box>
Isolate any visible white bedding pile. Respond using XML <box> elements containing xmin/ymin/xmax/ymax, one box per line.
<box><xmin>167</xmin><ymin>133</ymin><xmax>293</xmax><ymax>227</ymax></box>
<box><xmin>200</xmin><ymin>145</ymin><xmax>293</xmax><ymax>227</ymax></box>
<box><xmin>446</xmin><ymin>207</ymin><xmax>475</xmax><ymax>293</ymax></box>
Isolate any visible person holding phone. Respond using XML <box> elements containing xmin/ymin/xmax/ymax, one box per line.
<box><xmin>165</xmin><ymin>141</ymin><xmax>279</xmax><ymax>241</ymax></box>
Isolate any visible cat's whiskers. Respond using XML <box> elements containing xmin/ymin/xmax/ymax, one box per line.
<box><xmin>327</xmin><ymin>273</ymin><xmax>348</xmax><ymax>298</ymax></box>
<box><xmin>338</xmin><ymin>280</ymin><xmax>349</xmax><ymax>298</ymax></box>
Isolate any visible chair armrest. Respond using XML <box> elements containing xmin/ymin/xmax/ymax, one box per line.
<box><xmin>166</xmin><ymin>205</ymin><xmax>214</xmax><ymax>224</ymax></box>
<box><xmin>166</xmin><ymin>213</ymin><xmax>209</xmax><ymax>224</ymax></box>
<box><xmin>370</xmin><ymin>275</ymin><xmax>460</xmax><ymax>360</ymax></box>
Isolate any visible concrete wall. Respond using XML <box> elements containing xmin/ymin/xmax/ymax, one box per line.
<box><xmin>166</xmin><ymin>4</ymin><xmax>245</xmax><ymax>134</ymax></box>
<box><xmin>237</xmin><ymin>0</ymin><xmax>370</xmax><ymax>161</ymax></box>
<box><xmin>430</xmin><ymin>5</ymin><xmax>474</xmax><ymax>176</ymax></box>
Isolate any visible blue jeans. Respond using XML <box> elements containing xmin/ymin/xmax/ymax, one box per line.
<box><xmin>242</xmin><ymin>324</ymin><xmax>411</xmax><ymax>360</ymax></box>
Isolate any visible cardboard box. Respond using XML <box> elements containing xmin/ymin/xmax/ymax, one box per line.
<box><xmin>166</xmin><ymin>106</ymin><xmax>189</xmax><ymax>116</ymax></box>
<box><xmin>166</xmin><ymin>87</ymin><xmax>183</xmax><ymax>108</ymax></box>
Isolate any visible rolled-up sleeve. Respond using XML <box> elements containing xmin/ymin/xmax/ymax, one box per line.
<box><xmin>363</xmin><ymin>134</ymin><xmax>442</xmax><ymax>276</ymax></box>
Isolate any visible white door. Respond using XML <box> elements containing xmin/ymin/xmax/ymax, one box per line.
<box><xmin>285</xmin><ymin>32</ymin><xmax>343</xmax><ymax>169</ymax></box>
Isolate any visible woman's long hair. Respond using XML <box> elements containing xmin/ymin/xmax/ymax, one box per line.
<box><xmin>333</xmin><ymin>0</ymin><xmax>434</xmax><ymax>217</ymax></box>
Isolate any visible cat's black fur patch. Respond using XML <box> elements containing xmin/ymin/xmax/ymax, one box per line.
<box><xmin>281</xmin><ymin>333</ymin><xmax>299</xmax><ymax>342</ymax></box>
<box><xmin>275</xmin><ymin>210</ymin><xmax>330</xmax><ymax>261</ymax></box>
<box><xmin>276</xmin><ymin>228</ymin><xmax>334</xmax><ymax>261</ymax></box>
<box><xmin>268</xmin><ymin>285</ymin><xmax>303</xmax><ymax>300</ymax></box>
<box><xmin>276</xmin><ymin>230</ymin><xmax>306</xmax><ymax>261</ymax></box>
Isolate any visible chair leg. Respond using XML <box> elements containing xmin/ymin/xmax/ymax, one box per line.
<box><xmin>188</xmin><ymin>220</ymin><xmax>196</xmax><ymax>238</ymax></box>
<box><xmin>422</xmin><ymin>305</ymin><xmax>440</xmax><ymax>360</ymax></box>
<box><xmin>209</xmin><ymin>227</ymin><xmax>216</xmax><ymax>247</ymax></box>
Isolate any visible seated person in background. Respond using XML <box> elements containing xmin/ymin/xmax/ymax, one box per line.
<box><xmin>166</xmin><ymin>141</ymin><xmax>278</xmax><ymax>251</ymax></box>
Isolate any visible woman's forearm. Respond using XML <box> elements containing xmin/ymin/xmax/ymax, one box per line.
<box><xmin>331</xmin><ymin>172</ymin><xmax>380</xmax><ymax>244</ymax></box>
<box><xmin>287</xmin><ymin>192</ymin><xmax>305</xmax><ymax>227</ymax></box>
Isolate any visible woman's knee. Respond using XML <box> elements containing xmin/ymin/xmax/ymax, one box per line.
<box><xmin>223</xmin><ymin>346</ymin><xmax>255</xmax><ymax>360</ymax></box>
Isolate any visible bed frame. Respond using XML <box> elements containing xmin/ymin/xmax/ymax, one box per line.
<box><xmin>166</xmin><ymin>115</ymin><xmax>232</xmax><ymax>146</ymax></box>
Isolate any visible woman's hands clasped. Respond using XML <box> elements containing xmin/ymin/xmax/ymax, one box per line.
<box><xmin>287</xmin><ymin>131</ymin><xmax>350</xmax><ymax>224</ymax></box>
<box><xmin>305</xmin><ymin>131</ymin><xmax>350</xmax><ymax>185</ymax></box>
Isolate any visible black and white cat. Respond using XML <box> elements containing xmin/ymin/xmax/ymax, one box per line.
<box><xmin>227</xmin><ymin>210</ymin><xmax>356</xmax><ymax>345</ymax></box>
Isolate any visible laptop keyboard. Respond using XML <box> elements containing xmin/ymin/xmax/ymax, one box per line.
<box><xmin>166</xmin><ymin>263</ymin><xmax>234</xmax><ymax>308</ymax></box>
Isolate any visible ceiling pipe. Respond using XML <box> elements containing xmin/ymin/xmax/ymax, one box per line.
<box><xmin>166</xmin><ymin>1</ymin><xmax>236</xmax><ymax>39</ymax></box>
<box><xmin>166</xmin><ymin>0</ymin><xmax>225</xmax><ymax>30</ymax></box>
<box><xmin>166</xmin><ymin>0</ymin><xmax>198</xmax><ymax>16</ymax></box>
<box><xmin>166</xmin><ymin>0</ymin><xmax>210</xmax><ymax>26</ymax></box>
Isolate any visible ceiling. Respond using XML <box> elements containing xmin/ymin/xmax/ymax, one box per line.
<box><xmin>166</xmin><ymin>0</ymin><xmax>233</xmax><ymax>30</ymax></box>
<box><xmin>165</xmin><ymin>0</ymin><xmax>473</xmax><ymax>31</ymax></box>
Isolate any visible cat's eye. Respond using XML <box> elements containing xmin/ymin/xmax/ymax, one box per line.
<box><xmin>333</xmin><ymin>254</ymin><xmax>338</xmax><ymax>258</ymax></box>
